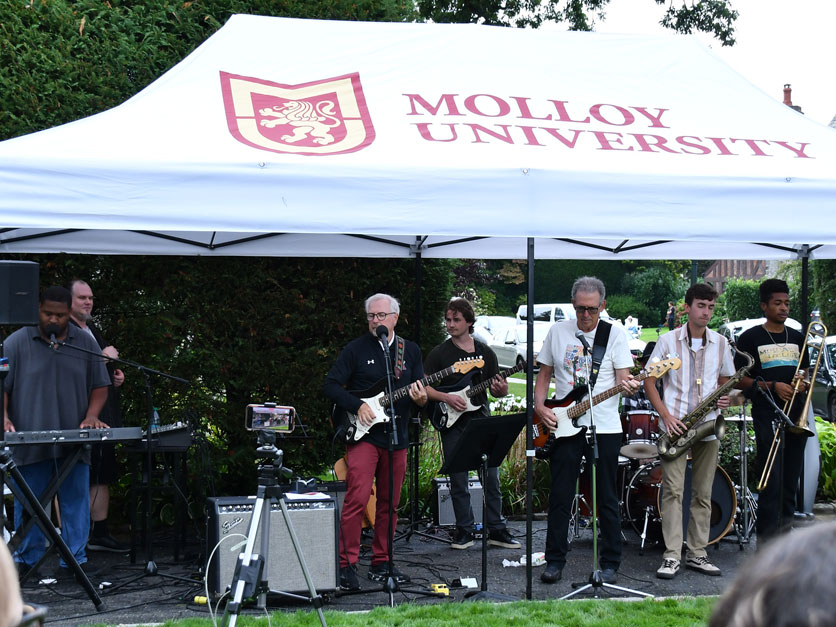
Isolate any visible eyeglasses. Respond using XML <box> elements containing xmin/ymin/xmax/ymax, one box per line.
<box><xmin>367</xmin><ymin>312</ymin><xmax>396</xmax><ymax>321</ymax></box>
<box><xmin>574</xmin><ymin>306</ymin><xmax>600</xmax><ymax>315</ymax></box>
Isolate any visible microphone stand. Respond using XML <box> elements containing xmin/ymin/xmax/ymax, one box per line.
<box><xmin>378</xmin><ymin>328</ymin><xmax>400</xmax><ymax>607</ymax></box>
<box><xmin>754</xmin><ymin>378</ymin><xmax>794</xmax><ymax>536</ymax></box>
<box><xmin>344</xmin><ymin>328</ymin><xmax>442</xmax><ymax>607</ymax></box>
<box><xmin>562</xmin><ymin>333</ymin><xmax>651</xmax><ymax>600</ymax></box>
<box><xmin>51</xmin><ymin>336</ymin><xmax>196</xmax><ymax>589</ymax></box>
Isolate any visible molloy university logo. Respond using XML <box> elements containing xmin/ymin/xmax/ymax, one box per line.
<box><xmin>221</xmin><ymin>71</ymin><xmax>813</xmax><ymax>160</ymax></box>
<box><xmin>220</xmin><ymin>71</ymin><xmax>375</xmax><ymax>156</ymax></box>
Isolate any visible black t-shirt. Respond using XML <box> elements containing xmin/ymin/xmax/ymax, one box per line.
<box><xmin>424</xmin><ymin>338</ymin><xmax>500</xmax><ymax>408</ymax></box>
<box><xmin>735</xmin><ymin>324</ymin><xmax>809</xmax><ymax>419</ymax></box>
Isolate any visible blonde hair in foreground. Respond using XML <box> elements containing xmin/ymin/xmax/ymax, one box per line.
<box><xmin>0</xmin><ymin>540</ymin><xmax>23</xmax><ymax>627</ymax></box>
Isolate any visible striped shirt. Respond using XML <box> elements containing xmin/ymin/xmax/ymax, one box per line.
<box><xmin>648</xmin><ymin>326</ymin><xmax>735</xmax><ymax>433</ymax></box>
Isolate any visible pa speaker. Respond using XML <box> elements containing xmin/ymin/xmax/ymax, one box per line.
<box><xmin>0</xmin><ymin>261</ymin><xmax>38</xmax><ymax>325</ymax></box>
<box><xmin>206</xmin><ymin>495</ymin><xmax>338</xmax><ymax>597</ymax></box>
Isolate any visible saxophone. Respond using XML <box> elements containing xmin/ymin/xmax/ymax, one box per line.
<box><xmin>657</xmin><ymin>348</ymin><xmax>754</xmax><ymax>461</ymax></box>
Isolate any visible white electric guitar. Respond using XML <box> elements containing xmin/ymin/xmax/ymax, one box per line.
<box><xmin>430</xmin><ymin>361</ymin><xmax>526</xmax><ymax>431</ymax></box>
<box><xmin>343</xmin><ymin>358</ymin><xmax>485</xmax><ymax>442</ymax></box>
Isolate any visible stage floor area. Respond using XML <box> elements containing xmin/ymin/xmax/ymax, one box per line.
<box><xmin>17</xmin><ymin>504</ymin><xmax>833</xmax><ymax>627</ymax></box>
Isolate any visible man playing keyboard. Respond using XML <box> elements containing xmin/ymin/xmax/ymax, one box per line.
<box><xmin>3</xmin><ymin>286</ymin><xmax>110</xmax><ymax>580</ymax></box>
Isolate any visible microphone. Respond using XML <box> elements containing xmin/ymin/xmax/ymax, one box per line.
<box><xmin>45</xmin><ymin>324</ymin><xmax>61</xmax><ymax>348</ymax></box>
<box><xmin>575</xmin><ymin>330</ymin><xmax>592</xmax><ymax>354</ymax></box>
<box><xmin>376</xmin><ymin>325</ymin><xmax>389</xmax><ymax>341</ymax></box>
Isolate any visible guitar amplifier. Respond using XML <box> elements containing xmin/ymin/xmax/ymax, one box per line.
<box><xmin>205</xmin><ymin>495</ymin><xmax>338</xmax><ymax>596</ymax></box>
<box><xmin>433</xmin><ymin>476</ymin><xmax>483</xmax><ymax>527</ymax></box>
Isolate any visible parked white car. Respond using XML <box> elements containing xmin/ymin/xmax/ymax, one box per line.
<box><xmin>717</xmin><ymin>317</ymin><xmax>802</xmax><ymax>344</ymax></box>
<box><xmin>490</xmin><ymin>322</ymin><xmax>551</xmax><ymax>369</ymax></box>
<box><xmin>516</xmin><ymin>303</ymin><xmax>575</xmax><ymax>324</ymax></box>
<box><xmin>472</xmin><ymin>315</ymin><xmax>517</xmax><ymax>345</ymax></box>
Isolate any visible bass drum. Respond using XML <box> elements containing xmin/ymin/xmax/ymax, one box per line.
<box><xmin>625</xmin><ymin>460</ymin><xmax>737</xmax><ymax>545</ymax></box>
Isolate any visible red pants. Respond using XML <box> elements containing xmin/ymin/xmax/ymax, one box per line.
<box><xmin>339</xmin><ymin>441</ymin><xmax>407</xmax><ymax>567</ymax></box>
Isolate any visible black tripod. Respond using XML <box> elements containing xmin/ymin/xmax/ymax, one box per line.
<box><xmin>441</xmin><ymin>412</ymin><xmax>525</xmax><ymax>602</ymax></box>
<box><xmin>221</xmin><ymin>433</ymin><xmax>326</xmax><ymax>627</ymax></box>
<box><xmin>561</xmin><ymin>340</ymin><xmax>651</xmax><ymax>600</ymax></box>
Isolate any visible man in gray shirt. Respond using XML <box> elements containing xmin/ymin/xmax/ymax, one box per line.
<box><xmin>3</xmin><ymin>286</ymin><xmax>110</xmax><ymax>577</ymax></box>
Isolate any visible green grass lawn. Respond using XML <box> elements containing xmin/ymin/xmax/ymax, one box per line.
<box><xmin>158</xmin><ymin>596</ymin><xmax>716</xmax><ymax>626</ymax></box>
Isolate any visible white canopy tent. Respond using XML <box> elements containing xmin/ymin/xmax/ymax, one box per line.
<box><xmin>0</xmin><ymin>14</ymin><xmax>835</xmax><ymax>259</ymax></box>
<box><xmin>3</xmin><ymin>16</ymin><xmax>834</xmax><ymax>599</ymax></box>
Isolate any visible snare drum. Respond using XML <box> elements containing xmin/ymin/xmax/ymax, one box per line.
<box><xmin>620</xmin><ymin>410</ymin><xmax>660</xmax><ymax>459</ymax></box>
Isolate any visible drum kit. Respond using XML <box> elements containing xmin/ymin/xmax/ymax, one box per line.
<box><xmin>569</xmin><ymin>391</ymin><xmax>757</xmax><ymax>551</ymax></box>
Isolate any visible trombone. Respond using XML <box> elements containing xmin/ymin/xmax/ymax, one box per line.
<box><xmin>758</xmin><ymin>320</ymin><xmax>828</xmax><ymax>491</ymax></box>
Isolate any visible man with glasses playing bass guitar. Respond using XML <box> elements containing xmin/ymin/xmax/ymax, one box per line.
<box><xmin>534</xmin><ymin>277</ymin><xmax>639</xmax><ymax>585</ymax></box>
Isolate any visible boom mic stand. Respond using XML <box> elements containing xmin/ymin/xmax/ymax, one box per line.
<box><xmin>561</xmin><ymin>339</ymin><xmax>651</xmax><ymax>600</ymax></box>
<box><xmin>51</xmin><ymin>337</ymin><xmax>196</xmax><ymax>590</ymax></box>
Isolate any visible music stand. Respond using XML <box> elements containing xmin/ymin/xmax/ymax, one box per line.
<box><xmin>440</xmin><ymin>412</ymin><xmax>525</xmax><ymax>602</ymax></box>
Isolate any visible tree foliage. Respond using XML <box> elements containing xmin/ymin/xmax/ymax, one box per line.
<box><xmin>813</xmin><ymin>260</ymin><xmax>836</xmax><ymax>330</ymax></box>
<box><xmin>17</xmin><ymin>254</ymin><xmax>451</xmax><ymax>498</ymax></box>
<box><xmin>0</xmin><ymin>0</ymin><xmax>414</xmax><ymax>140</ymax></box>
<box><xmin>620</xmin><ymin>265</ymin><xmax>688</xmax><ymax>325</ymax></box>
<box><xmin>722</xmin><ymin>278</ymin><xmax>761</xmax><ymax>322</ymax></box>
<box><xmin>416</xmin><ymin>0</ymin><xmax>737</xmax><ymax>45</ymax></box>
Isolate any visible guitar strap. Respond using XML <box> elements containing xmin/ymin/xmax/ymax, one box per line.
<box><xmin>588</xmin><ymin>321</ymin><xmax>612</xmax><ymax>390</ymax></box>
<box><xmin>394</xmin><ymin>335</ymin><xmax>405</xmax><ymax>379</ymax></box>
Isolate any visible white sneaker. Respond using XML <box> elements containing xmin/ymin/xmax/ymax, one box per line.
<box><xmin>686</xmin><ymin>555</ymin><xmax>722</xmax><ymax>576</ymax></box>
<box><xmin>656</xmin><ymin>558</ymin><xmax>680</xmax><ymax>579</ymax></box>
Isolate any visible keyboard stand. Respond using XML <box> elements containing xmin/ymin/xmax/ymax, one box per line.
<box><xmin>0</xmin><ymin>448</ymin><xmax>104</xmax><ymax>611</ymax></box>
<box><xmin>6</xmin><ymin>446</ymin><xmax>85</xmax><ymax>560</ymax></box>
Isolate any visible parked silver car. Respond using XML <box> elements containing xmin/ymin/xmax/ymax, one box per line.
<box><xmin>811</xmin><ymin>335</ymin><xmax>836</xmax><ymax>421</ymax></box>
<box><xmin>489</xmin><ymin>322</ymin><xmax>551</xmax><ymax>369</ymax></box>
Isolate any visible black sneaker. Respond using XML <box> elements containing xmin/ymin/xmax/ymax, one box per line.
<box><xmin>58</xmin><ymin>561</ymin><xmax>100</xmax><ymax>584</ymax></box>
<box><xmin>87</xmin><ymin>533</ymin><xmax>130</xmax><ymax>553</ymax></box>
<box><xmin>600</xmin><ymin>568</ymin><xmax>618</xmax><ymax>584</ymax></box>
<box><xmin>488</xmin><ymin>528</ymin><xmax>521</xmax><ymax>549</ymax></box>
<box><xmin>339</xmin><ymin>564</ymin><xmax>361</xmax><ymax>591</ymax></box>
<box><xmin>540</xmin><ymin>562</ymin><xmax>562</xmax><ymax>584</ymax></box>
<box><xmin>368</xmin><ymin>562</ymin><xmax>410</xmax><ymax>583</ymax></box>
<box><xmin>450</xmin><ymin>527</ymin><xmax>474</xmax><ymax>550</ymax></box>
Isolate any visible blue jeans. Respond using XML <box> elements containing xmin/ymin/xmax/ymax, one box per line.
<box><xmin>14</xmin><ymin>459</ymin><xmax>90</xmax><ymax>567</ymax></box>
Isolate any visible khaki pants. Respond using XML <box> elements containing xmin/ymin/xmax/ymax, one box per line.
<box><xmin>659</xmin><ymin>438</ymin><xmax>720</xmax><ymax>561</ymax></box>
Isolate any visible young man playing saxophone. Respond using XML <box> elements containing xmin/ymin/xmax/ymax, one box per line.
<box><xmin>644</xmin><ymin>283</ymin><xmax>734</xmax><ymax>579</ymax></box>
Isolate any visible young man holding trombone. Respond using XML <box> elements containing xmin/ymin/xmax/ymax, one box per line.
<box><xmin>735</xmin><ymin>278</ymin><xmax>817</xmax><ymax>543</ymax></box>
